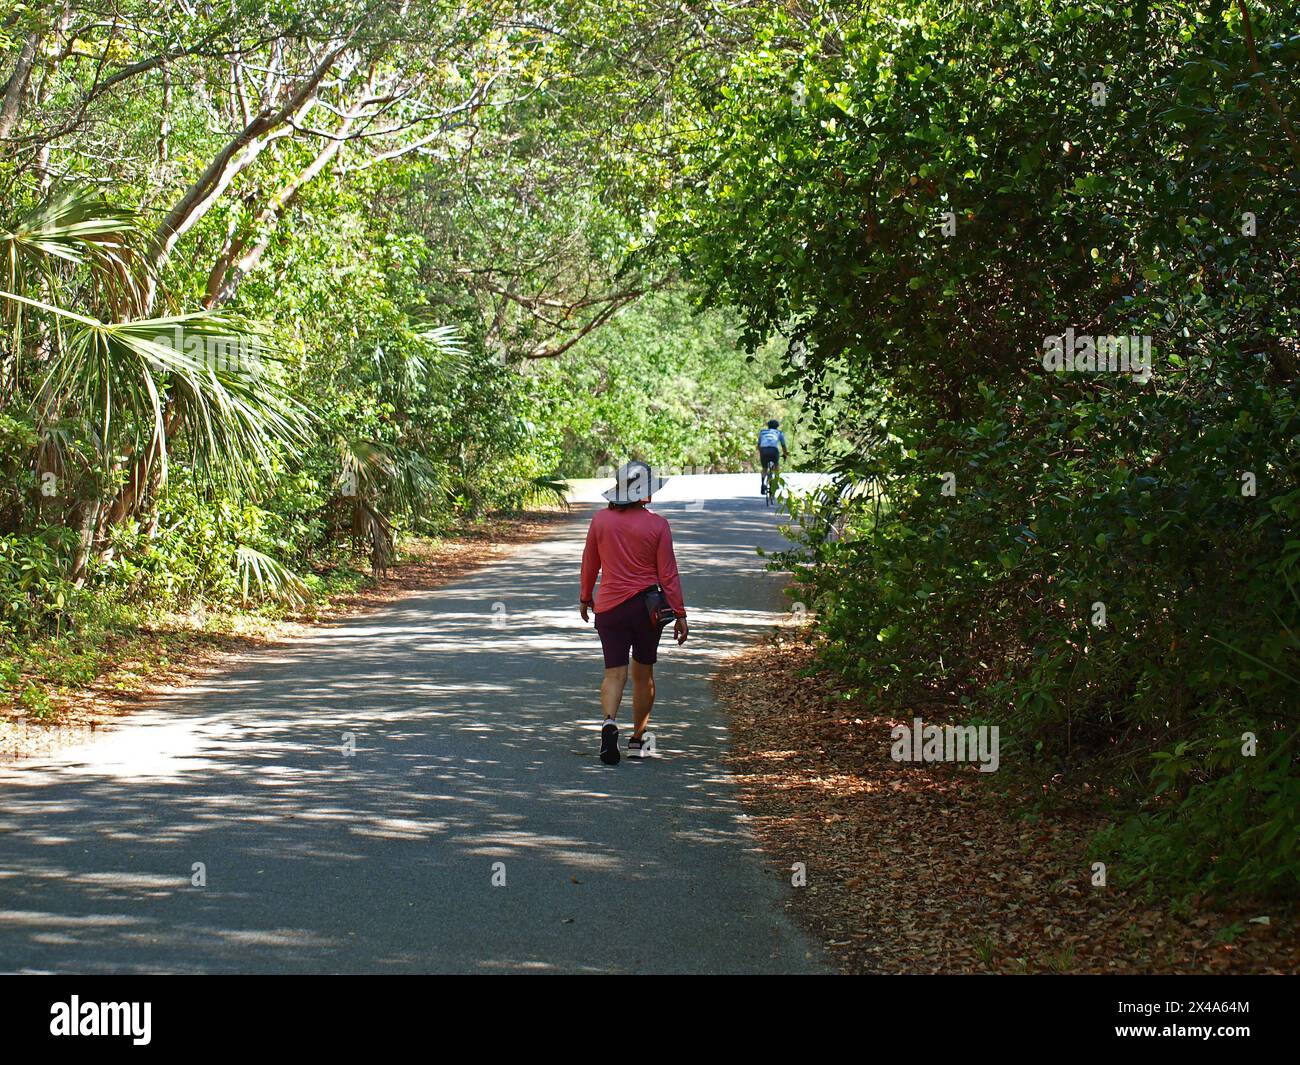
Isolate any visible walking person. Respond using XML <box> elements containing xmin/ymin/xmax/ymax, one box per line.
<box><xmin>579</xmin><ymin>461</ymin><xmax>688</xmax><ymax>765</ymax></box>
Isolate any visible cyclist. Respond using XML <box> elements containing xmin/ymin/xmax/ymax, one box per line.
<box><xmin>757</xmin><ymin>419</ymin><xmax>789</xmax><ymax>496</ymax></box>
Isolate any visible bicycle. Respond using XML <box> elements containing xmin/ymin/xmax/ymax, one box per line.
<box><xmin>762</xmin><ymin>458</ymin><xmax>779</xmax><ymax>506</ymax></box>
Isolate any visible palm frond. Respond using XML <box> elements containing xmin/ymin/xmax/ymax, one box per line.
<box><xmin>339</xmin><ymin>434</ymin><xmax>442</xmax><ymax>512</ymax></box>
<box><xmin>339</xmin><ymin>435</ymin><xmax>395</xmax><ymax>496</ymax></box>
<box><xmin>235</xmin><ymin>545</ymin><xmax>312</xmax><ymax>609</ymax></box>
<box><xmin>521</xmin><ymin>472</ymin><xmax>571</xmax><ymax>509</ymax></box>
<box><xmin>411</xmin><ymin>323</ymin><xmax>467</xmax><ymax>359</ymax></box>
<box><xmin>0</xmin><ymin>290</ymin><xmax>314</xmax><ymax>488</ymax></box>
<box><xmin>0</xmin><ymin>183</ymin><xmax>145</xmax><ymax>316</ymax></box>
<box><xmin>375</xmin><ymin>321</ymin><xmax>469</xmax><ymax>395</ymax></box>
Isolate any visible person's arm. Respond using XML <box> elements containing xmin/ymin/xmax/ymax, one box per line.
<box><xmin>656</xmin><ymin>522</ymin><xmax>687</xmax><ymax>617</ymax></box>
<box><xmin>579</xmin><ymin>518</ymin><xmax>599</xmax><ymax>620</ymax></box>
<box><xmin>780</xmin><ymin>430</ymin><xmax>789</xmax><ymax>459</ymax></box>
<box><xmin>656</xmin><ymin>521</ymin><xmax>689</xmax><ymax>645</ymax></box>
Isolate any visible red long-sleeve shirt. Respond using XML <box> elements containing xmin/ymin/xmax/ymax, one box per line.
<box><xmin>579</xmin><ymin>505</ymin><xmax>687</xmax><ymax>616</ymax></box>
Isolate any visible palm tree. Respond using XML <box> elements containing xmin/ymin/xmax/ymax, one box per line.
<box><xmin>332</xmin><ymin>319</ymin><xmax>472</xmax><ymax>573</ymax></box>
<box><xmin>337</xmin><ymin>434</ymin><xmax>442</xmax><ymax>576</ymax></box>
<box><xmin>0</xmin><ymin>183</ymin><xmax>311</xmax><ymax>582</ymax></box>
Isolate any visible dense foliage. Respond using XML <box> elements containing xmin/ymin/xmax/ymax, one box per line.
<box><xmin>3</xmin><ymin>0</ymin><xmax>1295</xmax><ymax>905</ymax></box>
<box><xmin>659</xmin><ymin>0</ymin><xmax>1299</xmax><ymax>899</ymax></box>
<box><xmin>0</xmin><ymin>1</ymin><xmax>774</xmax><ymax>651</ymax></box>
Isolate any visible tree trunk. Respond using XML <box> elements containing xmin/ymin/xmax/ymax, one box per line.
<box><xmin>203</xmin><ymin>127</ymin><xmax>349</xmax><ymax>307</ymax></box>
<box><xmin>143</xmin><ymin>42</ymin><xmax>350</xmax><ymax>309</ymax></box>
<box><xmin>0</xmin><ymin>29</ymin><xmax>40</xmax><ymax>142</ymax></box>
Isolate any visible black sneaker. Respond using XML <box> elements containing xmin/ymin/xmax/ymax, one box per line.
<box><xmin>600</xmin><ymin>720</ymin><xmax>620</xmax><ymax>765</ymax></box>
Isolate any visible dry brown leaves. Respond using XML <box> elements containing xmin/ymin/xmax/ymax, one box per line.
<box><xmin>715</xmin><ymin>634</ymin><xmax>1300</xmax><ymax>975</ymax></box>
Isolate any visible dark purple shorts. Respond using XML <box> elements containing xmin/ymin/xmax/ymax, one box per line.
<box><xmin>594</xmin><ymin>589</ymin><xmax>663</xmax><ymax>669</ymax></box>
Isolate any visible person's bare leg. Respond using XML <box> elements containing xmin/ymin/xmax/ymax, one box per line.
<box><xmin>601</xmin><ymin>665</ymin><xmax>628</xmax><ymax>719</ymax></box>
<box><xmin>630</xmin><ymin>660</ymin><xmax>655</xmax><ymax>737</ymax></box>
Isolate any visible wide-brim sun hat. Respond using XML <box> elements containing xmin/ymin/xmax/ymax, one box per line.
<box><xmin>603</xmin><ymin>460</ymin><xmax>668</xmax><ymax>503</ymax></box>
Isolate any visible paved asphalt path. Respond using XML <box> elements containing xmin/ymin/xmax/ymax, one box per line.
<box><xmin>0</xmin><ymin>474</ymin><xmax>828</xmax><ymax>974</ymax></box>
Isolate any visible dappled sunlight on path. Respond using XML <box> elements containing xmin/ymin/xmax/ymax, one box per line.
<box><xmin>0</xmin><ymin>490</ymin><xmax>825</xmax><ymax>974</ymax></box>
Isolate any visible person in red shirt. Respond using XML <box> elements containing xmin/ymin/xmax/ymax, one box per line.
<box><xmin>580</xmin><ymin>461</ymin><xmax>688</xmax><ymax>764</ymax></box>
